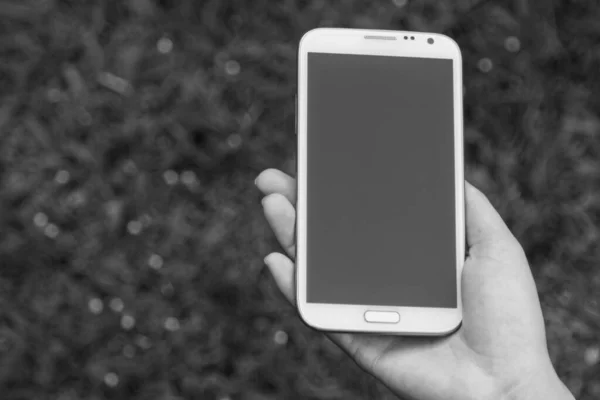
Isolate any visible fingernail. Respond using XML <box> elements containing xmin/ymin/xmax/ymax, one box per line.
<box><xmin>263</xmin><ymin>254</ymin><xmax>271</xmax><ymax>266</ymax></box>
<box><xmin>254</xmin><ymin>178</ymin><xmax>258</xmax><ymax>186</ymax></box>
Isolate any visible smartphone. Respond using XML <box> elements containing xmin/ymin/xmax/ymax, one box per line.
<box><xmin>296</xmin><ymin>28</ymin><xmax>465</xmax><ymax>336</ymax></box>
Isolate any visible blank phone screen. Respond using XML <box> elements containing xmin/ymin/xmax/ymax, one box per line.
<box><xmin>306</xmin><ymin>52</ymin><xmax>457</xmax><ymax>308</ymax></box>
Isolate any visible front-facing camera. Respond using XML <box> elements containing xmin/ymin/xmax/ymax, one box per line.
<box><xmin>428</xmin><ymin>38</ymin><xmax>434</xmax><ymax>44</ymax></box>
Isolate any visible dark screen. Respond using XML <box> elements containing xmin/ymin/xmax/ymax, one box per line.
<box><xmin>306</xmin><ymin>52</ymin><xmax>456</xmax><ymax>308</ymax></box>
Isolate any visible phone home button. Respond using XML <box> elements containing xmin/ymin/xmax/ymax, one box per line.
<box><xmin>364</xmin><ymin>310</ymin><xmax>400</xmax><ymax>324</ymax></box>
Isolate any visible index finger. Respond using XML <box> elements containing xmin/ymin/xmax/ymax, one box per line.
<box><xmin>255</xmin><ymin>168</ymin><xmax>297</xmax><ymax>205</ymax></box>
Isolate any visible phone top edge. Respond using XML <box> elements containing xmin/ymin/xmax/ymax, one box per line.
<box><xmin>298</xmin><ymin>28</ymin><xmax>462</xmax><ymax>60</ymax></box>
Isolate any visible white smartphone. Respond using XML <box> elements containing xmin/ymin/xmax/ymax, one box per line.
<box><xmin>296</xmin><ymin>28</ymin><xmax>465</xmax><ymax>336</ymax></box>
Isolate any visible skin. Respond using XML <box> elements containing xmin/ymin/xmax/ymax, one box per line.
<box><xmin>256</xmin><ymin>168</ymin><xmax>575</xmax><ymax>400</ymax></box>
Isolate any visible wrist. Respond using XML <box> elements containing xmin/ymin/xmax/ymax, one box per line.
<box><xmin>498</xmin><ymin>361</ymin><xmax>575</xmax><ymax>400</ymax></box>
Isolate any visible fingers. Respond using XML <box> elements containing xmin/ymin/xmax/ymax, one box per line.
<box><xmin>256</xmin><ymin>169</ymin><xmax>297</xmax><ymax>205</ymax></box>
<box><xmin>264</xmin><ymin>252</ymin><xmax>296</xmax><ymax>304</ymax></box>
<box><xmin>262</xmin><ymin>193</ymin><xmax>296</xmax><ymax>258</ymax></box>
<box><xmin>464</xmin><ymin>181</ymin><xmax>524</xmax><ymax>260</ymax></box>
<box><xmin>257</xmin><ymin>169</ymin><xmax>297</xmax><ymax>302</ymax></box>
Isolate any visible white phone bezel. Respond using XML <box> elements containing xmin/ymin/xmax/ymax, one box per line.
<box><xmin>296</xmin><ymin>28</ymin><xmax>465</xmax><ymax>336</ymax></box>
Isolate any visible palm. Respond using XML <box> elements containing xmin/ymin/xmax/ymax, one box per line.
<box><xmin>345</xmin><ymin>253</ymin><xmax>547</xmax><ymax>400</ymax></box>
<box><xmin>256</xmin><ymin>169</ymin><xmax>552</xmax><ymax>400</ymax></box>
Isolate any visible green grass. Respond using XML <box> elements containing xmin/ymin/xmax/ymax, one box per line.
<box><xmin>0</xmin><ymin>0</ymin><xmax>599</xmax><ymax>399</ymax></box>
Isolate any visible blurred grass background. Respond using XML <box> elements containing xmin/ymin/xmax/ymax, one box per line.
<box><xmin>0</xmin><ymin>0</ymin><xmax>599</xmax><ymax>399</ymax></box>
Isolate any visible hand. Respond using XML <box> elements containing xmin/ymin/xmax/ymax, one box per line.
<box><xmin>256</xmin><ymin>169</ymin><xmax>575</xmax><ymax>400</ymax></box>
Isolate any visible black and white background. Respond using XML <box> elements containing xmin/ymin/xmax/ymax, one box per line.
<box><xmin>0</xmin><ymin>1</ymin><xmax>598</xmax><ymax>399</ymax></box>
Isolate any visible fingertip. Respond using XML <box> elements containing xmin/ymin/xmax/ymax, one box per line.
<box><xmin>261</xmin><ymin>193</ymin><xmax>296</xmax><ymax>258</ymax></box>
<box><xmin>255</xmin><ymin>169</ymin><xmax>268</xmax><ymax>188</ymax></box>
<box><xmin>261</xmin><ymin>192</ymin><xmax>288</xmax><ymax>210</ymax></box>
<box><xmin>464</xmin><ymin>180</ymin><xmax>520</xmax><ymax>255</ymax></box>
<box><xmin>265</xmin><ymin>250</ymin><xmax>291</xmax><ymax>264</ymax></box>
<box><xmin>264</xmin><ymin>252</ymin><xmax>276</xmax><ymax>266</ymax></box>
<box><xmin>263</xmin><ymin>253</ymin><xmax>279</xmax><ymax>282</ymax></box>
<box><xmin>464</xmin><ymin>181</ymin><xmax>487</xmax><ymax>204</ymax></box>
<box><xmin>263</xmin><ymin>252</ymin><xmax>296</xmax><ymax>303</ymax></box>
<box><xmin>464</xmin><ymin>180</ymin><xmax>475</xmax><ymax>194</ymax></box>
<box><xmin>464</xmin><ymin>180</ymin><xmax>489</xmax><ymax>212</ymax></box>
<box><xmin>256</xmin><ymin>168</ymin><xmax>281</xmax><ymax>188</ymax></box>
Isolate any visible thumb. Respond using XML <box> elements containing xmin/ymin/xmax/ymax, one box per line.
<box><xmin>464</xmin><ymin>181</ymin><xmax>522</xmax><ymax>260</ymax></box>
